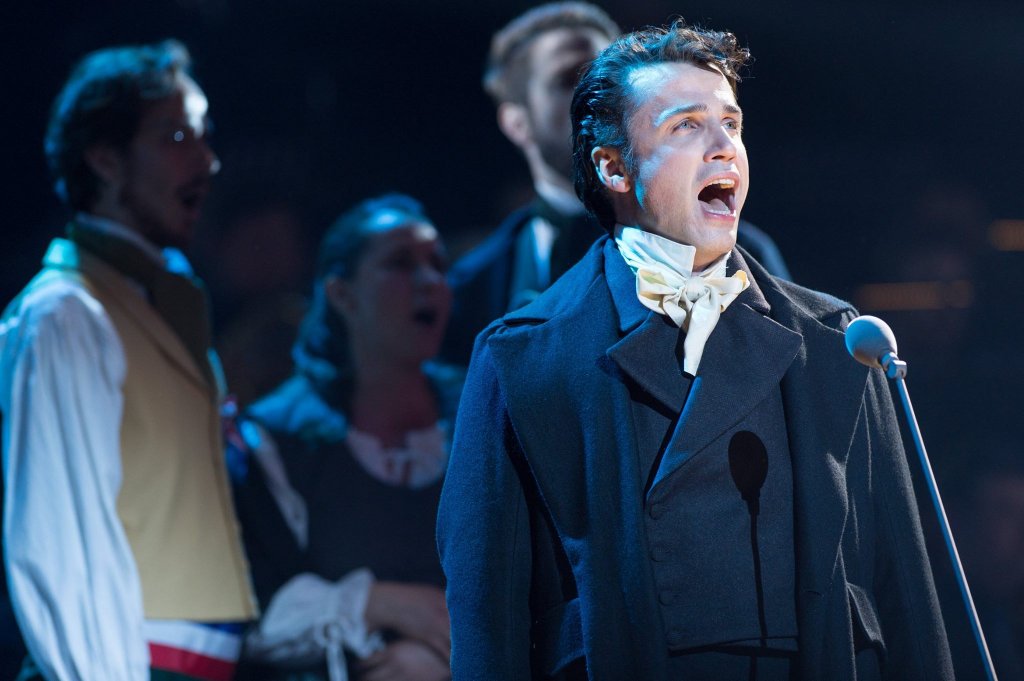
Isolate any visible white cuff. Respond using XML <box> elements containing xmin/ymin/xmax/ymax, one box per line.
<box><xmin>244</xmin><ymin>568</ymin><xmax>384</xmax><ymax>669</ymax></box>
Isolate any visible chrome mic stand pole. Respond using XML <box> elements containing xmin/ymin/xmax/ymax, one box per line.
<box><xmin>849</xmin><ymin>315</ymin><xmax>998</xmax><ymax>681</ymax></box>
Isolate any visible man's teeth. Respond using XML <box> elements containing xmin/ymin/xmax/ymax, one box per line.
<box><xmin>699</xmin><ymin>177</ymin><xmax>736</xmax><ymax>214</ymax></box>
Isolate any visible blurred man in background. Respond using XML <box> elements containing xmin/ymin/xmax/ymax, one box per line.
<box><xmin>0</xmin><ymin>40</ymin><xmax>256</xmax><ymax>680</ymax></box>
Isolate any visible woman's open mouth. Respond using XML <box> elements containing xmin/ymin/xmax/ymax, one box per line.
<box><xmin>413</xmin><ymin>308</ymin><xmax>439</xmax><ymax>327</ymax></box>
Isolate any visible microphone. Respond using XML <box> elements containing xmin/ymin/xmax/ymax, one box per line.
<box><xmin>844</xmin><ymin>315</ymin><xmax>998</xmax><ymax>681</ymax></box>
<box><xmin>844</xmin><ymin>315</ymin><xmax>906</xmax><ymax>379</ymax></box>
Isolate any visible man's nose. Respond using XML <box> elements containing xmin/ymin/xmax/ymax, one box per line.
<box><xmin>199</xmin><ymin>139</ymin><xmax>220</xmax><ymax>176</ymax></box>
<box><xmin>703</xmin><ymin>125</ymin><xmax>737</xmax><ymax>163</ymax></box>
<box><xmin>416</xmin><ymin>263</ymin><xmax>446</xmax><ymax>288</ymax></box>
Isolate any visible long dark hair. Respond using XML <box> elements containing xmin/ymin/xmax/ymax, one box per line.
<box><xmin>292</xmin><ymin>193</ymin><xmax>430</xmax><ymax>410</ymax></box>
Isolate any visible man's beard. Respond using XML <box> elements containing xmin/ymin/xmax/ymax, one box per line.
<box><xmin>530</xmin><ymin>114</ymin><xmax>574</xmax><ymax>181</ymax></box>
<box><xmin>537</xmin><ymin>139</ymin><xmax>573</xmax><ymax>181</ymax></box>
<box><xmin>118</xmin><ymin>182</ymin><xmax>190</xmax><ymax>251</ymax></box>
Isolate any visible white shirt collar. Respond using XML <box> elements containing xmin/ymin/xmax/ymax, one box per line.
<box><xmin>613</xmin><ymin>224</ymin><xmax>747</xmax><ymax>376</ymax></box>
<box><xmin>613</xmin><ymin>224</ymin><xmax>730</xmax><ymax>278</ymax></box>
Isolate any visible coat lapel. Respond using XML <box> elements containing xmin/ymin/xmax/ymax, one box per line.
<box><xmin>647</xmin><ymin>290</ymin><xmax>802</xmax><ymax>498</ymax></box>
<box><xmin>604</xmin><ymin>242</ymin><xmax>691</xmax><ymax>415</ymax></box>
<box><xmin>45</xmin><ymin>239</ymin><xmax>214</xmax><ymax>395</ymax></box>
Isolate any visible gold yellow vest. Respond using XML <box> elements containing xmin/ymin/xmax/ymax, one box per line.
<box><xmin>42</xmin><ymin>240</ymin><xmax>257</xmax><ymax>620</ymax></box>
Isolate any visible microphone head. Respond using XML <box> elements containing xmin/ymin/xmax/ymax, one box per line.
<box><xmin>845</xmin><ymin>315</ymin><xmax>899</xmax><ymax>369</ymax></box>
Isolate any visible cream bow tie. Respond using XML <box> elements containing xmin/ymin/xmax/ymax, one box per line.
<box><xmin>616</xmin><ymin>226</ymin><xmax>749</xmax><ymax>375</ymax></box>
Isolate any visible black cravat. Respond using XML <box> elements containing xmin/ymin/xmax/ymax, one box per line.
<box><xmin>67</xmin><ymin>221</ymin><xmax>213</xmax><ymax>383</ymax></box>
<box><xmin>532</xmin><ymin>196</ymin><xmax>605</xmax><ymax>282</ymax></box>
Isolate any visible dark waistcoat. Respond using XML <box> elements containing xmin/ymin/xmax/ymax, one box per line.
<box><xmin>638</xmin><ymin>379</ymin><xmax>798</xmax><ymax>653</ymax></box>
<box><xmin>627</xmin><ymin>285</ymin><xmax>802</xmax><ymax>673</ymax></box>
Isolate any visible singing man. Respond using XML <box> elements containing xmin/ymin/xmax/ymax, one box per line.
<box><xmin>438</xmin><ymin>20</ymin><xmax>953</xmax><ymax>680</ymax></box>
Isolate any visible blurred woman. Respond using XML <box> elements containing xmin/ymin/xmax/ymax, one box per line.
<box><xmin>230</xmin><ymin>194</ymin><xmax>460</xmax><ymax>681</ymax></box>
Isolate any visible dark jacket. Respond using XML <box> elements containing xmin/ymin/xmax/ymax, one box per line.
<box><xmin>440</xmin><ymin>202</ymin><xmax>791</xmax><ymax>367</ymax></box>
<box><xmin>437</xmin><ymin>237</ymin><xmax>953</xmax><ymax>680</ymax></box>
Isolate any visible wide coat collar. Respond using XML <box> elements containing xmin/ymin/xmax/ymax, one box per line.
<box><xmin>489</xmin><ymin>236</ymin><xmax>868</xmax><ymax>677</ymax></box>
<box><xmin>603</xmin><ymin>241</ymin><xmax>804</xmax><ymax>499</ymax></box>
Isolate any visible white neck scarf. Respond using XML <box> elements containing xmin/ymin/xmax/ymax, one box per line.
<box><xmin>615</xmin><ymin>225</ymin><xmax>749</xmax><ymax>375</ymax></box>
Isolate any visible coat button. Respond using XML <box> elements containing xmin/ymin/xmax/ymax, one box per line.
<box><xmin>648</xmin><ymin>502</ymin><xmax>664</xmax><ymax>519</ymax></box>
<box><xmin>659</xmin><ymin>590</ymin><xmax>675</xmax><ymax>605</ymax></box>
<box><xmin>650</xmin><ymin>545</ymin><xmax>669</xmax><ymax>562</ymax></box>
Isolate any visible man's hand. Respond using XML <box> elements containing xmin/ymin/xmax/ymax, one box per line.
<box><xmin>358</xmin><ymin>639</ymin><xmax>450</xmax><ymax>681</ymax></box>
<box><xmin>364</xmin><ymin>582</ymin><xmax>450</xmax><ymax>662</ymax></box>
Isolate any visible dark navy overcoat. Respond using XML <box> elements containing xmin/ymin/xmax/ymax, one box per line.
<box><xmin>437</xmin><ymin>237</ymin><xmax>954</xmax><ymax>680</ymax></box>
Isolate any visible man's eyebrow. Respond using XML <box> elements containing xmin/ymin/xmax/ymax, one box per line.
<box><xmin>653</xmin><ymin>102</ymin><xmax>743</xmax><ymax>127</ymax></box>
<box><xmin>654</xmin><ymin>103</ymin><xmax>707</xmax><ymax>127</ymax></box>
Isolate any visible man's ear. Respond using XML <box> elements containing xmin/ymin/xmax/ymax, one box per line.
<box><xmin>83</xmin><ymin>145</ymin><xmax>125</xmax><ymax>187</ymax></box>
<box><xmin>496</xmin><ymin>102</ymin><xmax>533</xmax><ymax>150</ymax></box>
<box><xmin>324</xmin><ymin>275</ymin><xmax>355</xmax><ymax>318</ymax></box>
<box><xmin>591</xmin><ymin>146</ymin><xmax>631</xmax><ymax>194</ymax></box>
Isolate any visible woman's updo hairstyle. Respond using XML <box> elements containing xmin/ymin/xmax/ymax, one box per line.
<box><xmin>292</xmin><ymin>193</ymin><xmax>429</xmax><ymax>408</ymax></box>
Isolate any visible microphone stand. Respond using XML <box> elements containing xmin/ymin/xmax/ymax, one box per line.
<box><xmin>879</xmin><ymin>351</ymin><xmax>999</xmax><ymax>681</ymax></box>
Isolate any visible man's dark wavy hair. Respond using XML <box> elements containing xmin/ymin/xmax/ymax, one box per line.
<box><xmin>570</xmin><ymin>20</ymin><xmax>751</xmax><ymax>232</ymax></box>
<box><xmin>45</xmin><ymin>39</ymin><xmax>192</xmax><ymax>210</ymax></box>
<box><xmin>292</xmin><ymin>193</ymin><xmax>430</xmax><ymax>410</ymax></box>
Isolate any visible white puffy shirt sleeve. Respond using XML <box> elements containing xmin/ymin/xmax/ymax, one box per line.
<box><xmin>0</xmin><ymin>280</ymin><xmax>149</xmax><ymax>681</ymax></box>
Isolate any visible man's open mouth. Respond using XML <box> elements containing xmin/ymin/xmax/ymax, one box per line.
<box><xmin>697</xmin><ymin>177</ymin><xmax>737</xmax><ymax>216</ymax></box>
<box><xmin>178</xmin><ymin>177</ymin><xmax>210</xmax><ymax>213</ymax></box>
<box><xmin>180</xmin><ymin>191</ymin><xmax>203</xmax><ymax>211</ymax></box>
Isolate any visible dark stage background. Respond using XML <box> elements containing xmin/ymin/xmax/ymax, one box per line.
<box><xmin>2</xmin><ymin>0</ymin><xmax>1023</xmax><ymax>676</ymax></box>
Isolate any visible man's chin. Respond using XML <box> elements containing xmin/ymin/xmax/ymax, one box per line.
<box><xmin>537</xmin><ymin>144</ymin><xmax>574</xmax><ymax>184</ymax></box>
<box><xmin>691</xmin><ymin>227</ymin><xmax>739</xmax><ymax>268</ymax></box>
